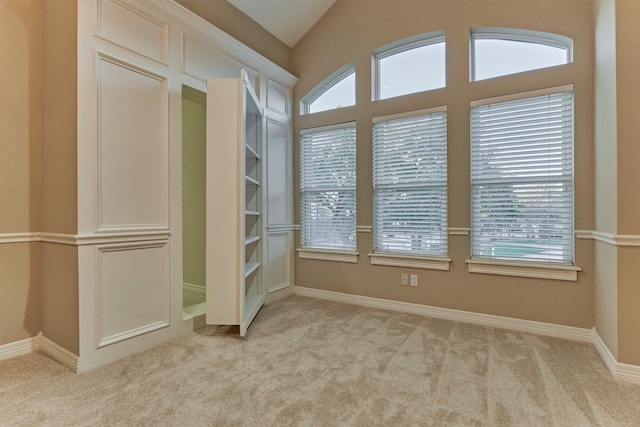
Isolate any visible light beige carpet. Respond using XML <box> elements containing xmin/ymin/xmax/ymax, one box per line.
<box><xmin>1</xmin><ymin>295</ymin><xmax>640</xmax><ymax>426</ymax></box>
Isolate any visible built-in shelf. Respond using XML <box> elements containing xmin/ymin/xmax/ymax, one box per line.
<box><xmin>244</xmin><ymin>261</ymin><xmax>260</xmax><ymax>277</ymax></box>
<box><xmin>245</xmin><ymin>175</ymin><xmax>260</xmax><ymax>186</ymax></box>
<box><xmin>206</xmin><ymin>70</ymin><xmax>266</xmax><ymax>337</ymax></box>
<box><xmin>245</xmin><ymin>144</ymin><xmax>260</xmax><ymax>160</ymax></box>
<box><xmin>244</xmin><ymin>235</ymin><xmax>260</xmax><ymax>245</ymax></box>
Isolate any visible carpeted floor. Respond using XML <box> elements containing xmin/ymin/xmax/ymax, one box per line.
<box><xmin>1</xmin><ymin>295</ymin><xmax>640</xmax><ymax>426</ymax></box>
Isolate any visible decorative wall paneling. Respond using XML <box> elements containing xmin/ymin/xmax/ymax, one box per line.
<box><xmin>68</xmin><ymin>0</ymin><xmax>297</xmax><ymax>371</ymax></box>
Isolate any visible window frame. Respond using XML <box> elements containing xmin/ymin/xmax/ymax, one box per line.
<box><xmin>468</xmin><ymin>84</ymin><xmax>580</xmax><ymax>281</ymax></box>
<box><xmin>372</xmin><ymin>31</ymin><xmax>446</xmax><ymax>101</ymax></box>
<box><xmin>299</xmin><ymin>62</ymin><xmax>355</xmax><ymax>115</ymax></box>
<box><xmin>369</xmin><ymin>106</ymin><xmax>451</xmax><ymax>271</ymax></box>
<box><xmin>298</xmin><ymin>121</ymin><xmax>358</xmax><ymax>262</ymax></box>
<box><xmin>470</xmin><ymin>27</ymin><xmax>573</xmax><ymax>82</ymax></box>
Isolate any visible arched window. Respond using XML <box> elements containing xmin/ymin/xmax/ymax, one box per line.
<box><xmin>373</xmin><ymin>32</ymin><xmax>446</xmax><ymax>100</ymax></box>
<box><xmin>471</xmin><ymin>28</ymin><xmax>573</xmax><ymax>81</ymax></box>
<box><xmin>300</xmin><ymin>63</ymin><xmax>355</xmax><ymax>115</ymax></box>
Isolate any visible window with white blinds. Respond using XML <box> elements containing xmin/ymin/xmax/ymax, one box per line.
<box><xmin>373</xmin><ymin>108</ymin><xmax>448</xmax><ymax>256</ymax></box>
<box><xmin>470</xmin><ymin>87</ymin><xmax>574</xmax><ymax>263</ymax></box>
<box><xmin>300</xmin><ymin>123</ymin><xmax>357</xmax><ymax>250</ymax></box>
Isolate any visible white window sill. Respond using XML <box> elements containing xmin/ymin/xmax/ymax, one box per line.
<box><xmin>369</xmin><ymin>253</ymin><xmax>451</xmax><ymax>271</ymax></box>
<box><xmin>297</xmin><ymin>248</ymin><xmax>359</xmax><ymax>263</ymax></box>
<box><xmin>466</xmin><ymin>258</ymin><xmax>582</xmax><ymax>281</ymax></box>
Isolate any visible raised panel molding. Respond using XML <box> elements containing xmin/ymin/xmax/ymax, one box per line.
<box><xmin>97</xmin><ymin>242</ymin><xmax>170</xmax><ymax>347</ymax></box>
<box><xmin>97</xmin><ymin>0</ymin><xmax>169</xmax><ymax>64</ymax></box>
<box><xmin>97</xmin><ymin>53</ymin><xmax>169</xmax><ymax>232</ymax></box>
<box><xmin>132</xmin><ymin>0</ymin><xmax>297</xmax><ymax>88</ymax></box>
<box><xmin>266</xmin><ymin>80</ymin><xmax>289</xmax><ymax>116</ymax></box>
<box><xmin>266</xmin><ymin>233</ymin><xmax>291</xmax><ymax>293</ymax></box>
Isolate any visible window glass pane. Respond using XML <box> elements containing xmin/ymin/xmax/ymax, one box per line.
<box><xmin>470</xmin><ymin>91</ymin><xmax>574</xmax><ymax>263</ymax></box>
<box><xmin>300</xmin><ymin>124</ymin><xmax>357</xmax><ymax>250</ymax></box>
<box><xmin>378</xmin><ymin>42</ymin><xmax>445</xmax><ymax>100</ymax></box>
<box><xmin>473</xmin><ymin>36</ymin><xmax>570</xmax><ymax>81</ymax></box>
<box><xmin>373</xmin><ymin>111</ymin><xmax>447</xmax><ymax>256</ymax></box>
<box><xmin>308</xmin><ymin>71</ymin><xmax>355</xmax><ymax>114</ymax></box>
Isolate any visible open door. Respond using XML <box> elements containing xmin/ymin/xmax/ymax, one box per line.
<box><xmin>205</xmin><ymin>71</ymin><xmax>266</xmax><ymax>336</ymax></box>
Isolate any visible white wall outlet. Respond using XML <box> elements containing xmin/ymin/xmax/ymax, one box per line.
<box><xmin>401</xmin><ymin>273</ymin><xmax>408</xmax><ymax>286</ymax></box>
<box><xmin>410</xmin><ymin>274</ymin><xmax>418</xmax><ymax>287</ymax></box>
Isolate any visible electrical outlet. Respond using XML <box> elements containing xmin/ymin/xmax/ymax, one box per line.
<box><xmin>401</xmin><ymin>273</ymin><xmax>408</xmax><ymax>286</ymax></box>
<box><xmin>410</xmin><ymin>274</ymin><xmax>418</xmax><ymax>287</ymax></box>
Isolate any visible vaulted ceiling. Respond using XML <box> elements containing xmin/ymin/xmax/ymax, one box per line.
<box><xmin>227</xmin><ymin>0</ymin><xmax>336</xmax><ymax>47</ymax></box>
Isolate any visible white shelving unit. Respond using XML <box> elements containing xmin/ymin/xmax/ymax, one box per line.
<box><xmin>205</xmin><ymin>70</ymin><xmax>265</xmax><ymax>336</ymax></box>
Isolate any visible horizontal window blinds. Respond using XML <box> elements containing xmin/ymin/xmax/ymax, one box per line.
<box><xmin>300</xmin><ymin>123</ymin><xmax>357</xmax><ymax>250</ymax></box>
<box><xmin>373</xmin><ymin>110</ymin><xmax>448</xmax><ymax>256</ymax></box>
<box><xmin>470</xmin><ymin>90</ymin><xmax>574</xmax><ymax>263</ymax></box>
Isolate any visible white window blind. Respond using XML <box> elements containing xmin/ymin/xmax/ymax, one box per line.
<box><xmin>470</xmin><ymin>89</ymin><xmax>574</xmax><ymax>263</ymax></box>
<box><xmin>300</xmin><ymin>123</ymin><xmax>357</xmax><ymax>250</ymax></box>
<box><xmin>373</xmin><ymin>109</ymin><xmax>448</xmax><ymax>256</ymax></box>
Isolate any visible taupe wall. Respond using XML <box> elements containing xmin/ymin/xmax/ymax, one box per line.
<box><xmin>0</xmin><ymin>0</ymin><xmax>42</xmax><ymax>346</ymax></box>
<box><xmin>614</xmin><ymin>0</ymin><xmax>640</xmax><ymax>365</ymax></box>
<box><xmin>39</xmin><ymin>0</ymin><xmax>79</xmax><ymax>354</ymax></box>
<box><xmin>291</xmin><ymin>0</ymin><xmax>596</xmax><ymax>328</ymax></box>
<box><xmin>176</xmin><ymin>0</ymin><xmax>291</xmax><ymax>71</ymax></box>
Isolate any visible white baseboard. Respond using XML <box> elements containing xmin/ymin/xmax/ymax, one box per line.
<box><xmin>0</xmin><ymin>336</ymin><xmax>39</xmax><ymax>361</ymax></box>
<box><xmin>0</xmin><ymin>334</ymin><xmax>78</xmax><ymax>373</ymax></box>
<box><xmin>183</xmin><ymin>282</ymin><xmax>206</xmax><ymax>295</ymax></box>
<box><xmin>293</xmin><ymin>286</ymin><xmax>640</xmax><ymax>384</ymax></box>
<box><xmin>592</xmin><ymin>328</ymin><xmax>640</xmax><ymax>384</ymax></box>
<box><xmin>39</xmin><ymin>333</ymin><xmax>79</xmax><ymax>373</ymax></box>
<box><xmin>293</xmin><ymin>286</ymin><xmax>592</xmax><ymax>342</ymax></box>
<box><xmin>266</xmin><ymin>284</ymin><xmax>294</xmax><ymax>304</ymax></box>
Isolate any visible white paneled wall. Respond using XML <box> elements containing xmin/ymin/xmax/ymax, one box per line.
<box><xmin>72</xmin><ymin>0</ymin><xmax>296</xmax><ymax>372</ymax></box>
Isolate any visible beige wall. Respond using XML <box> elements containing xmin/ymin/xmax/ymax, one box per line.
<box><xmin>291</xmin><ymin>0</ymin><xmax>595</xmax><ymax>328</ymax></box>
<box><xmin>175</xmin><ymin>0</ymin><xmax>291</xmax><ymax>71</ymax></box>
<box><xmin>41</xmin><ymin>0</ymin><xmax>77</xmax><ymax>235</ymax></box>
<box><xmin>182</xmin><ymin>86</ymin><xmax>207</xmax><ymax>289</ymax></box>
<box><xmin>39</xmin><ymin>0</ymin><xmax>79</xmax><ymax>354</ymax></box>
<box><xmin>0</xmin><ymin>0</ymin><xmax>42</xmax><ymax>346</ymax></box>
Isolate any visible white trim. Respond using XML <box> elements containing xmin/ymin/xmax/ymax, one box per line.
<box><xmin>293</xmin><ymin>286</ymin><xmax>592</xmax><ymax>342</ymax></box>
<box><xmin>267</xmin><ymin>224</ymin><xmax>296</xmax><ymax>233</ymax></box>
<box><xmin>592</xmin><ymin>328</ymin><xmax>640</xmax><ymax>384</ymax></box>
<box><xmin>300</xmin><ymin>121</ymin><xmax>357</xmax><ymax>135</ymax></box>
<box><xmin>356</xmin><ymin>225</ymin><xmax>372</xmax><ymax>233</ymax></box>
<box><xmin>267</xmin><ymin>283</ymin><xmax>290</xmax><ymax>294</ymax></box>
<box><xmin>575</xmin><ymin>229</ymin><xmax>640</xmax><ymax>247</ymax></box>
<box><xmin>182</xmin><ymin>302</ymin><xmax>206</xmax><ymax>320</ymax></box>
<box><xmin>369</xmin><ymin>253</ymin><xmax>451</xmax><ymax>270</ymax></box>
<box><xmin>0</xmin><ymin>336</ymin><xmax>39</xmax><ymax>361</ymax></box>
<box><xmin>592</xmin><ymin>328</ymin><xmax>618</xmax><ymax>375</ymax></box>
<box><xmin>448</xmin><ymin>227</ymin><xmax>470</xmax><ymax>236</ymax></box>
<box><xmin>0</xmin><ymin>232</ymin><xmax>40</xmax><ymax>244</ymax></box>
<box><xmin>40</xmin><ymin>232</ymin><xmax>79</xmax><ymax>245</ymax></box>
<box><xmin>0</xmin><ymin>232</ymin><xmax>171</xmax><ymax>246</ymax></box>
<box><xmin>134</xmin><ymin>0</ymin><xmax>298</xmax><ymax>89</ymax></box>
<box><xmin>297</xmin><ymin>248</ymin><xmax>359</xmax><ymax>263</ymax></box>
<box><xmin>470</xmin><ymin>27</ymin><xmax>573</xmax><ymax>82</ymax></box>
<box><xmin>300</xmin><ymin>62</ymin><xmax>355</xmax><ymax>115</ymax></box>
<box><xmin>470</xmin><ymin>84</ymin><xmax>574</xmax><ymax>107</ymax></box>
<box><xmin>373</xmin><ymin>106</ymin><xmax>447</xmax><ymax>123</ymax></box>
<box><xmin>466</xmin><ymin>258</ymin><xmax>581</xmax><ymax>281</ymax></box>
<box><xmin>183</xmin><ymin>282</ymin><xmax>205</xmax><ymax>295</ymax></box>
<box><xmin>40</xmin><ymin>333</ymin><xmax>79</xmax><ymax>373</ymax></box>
